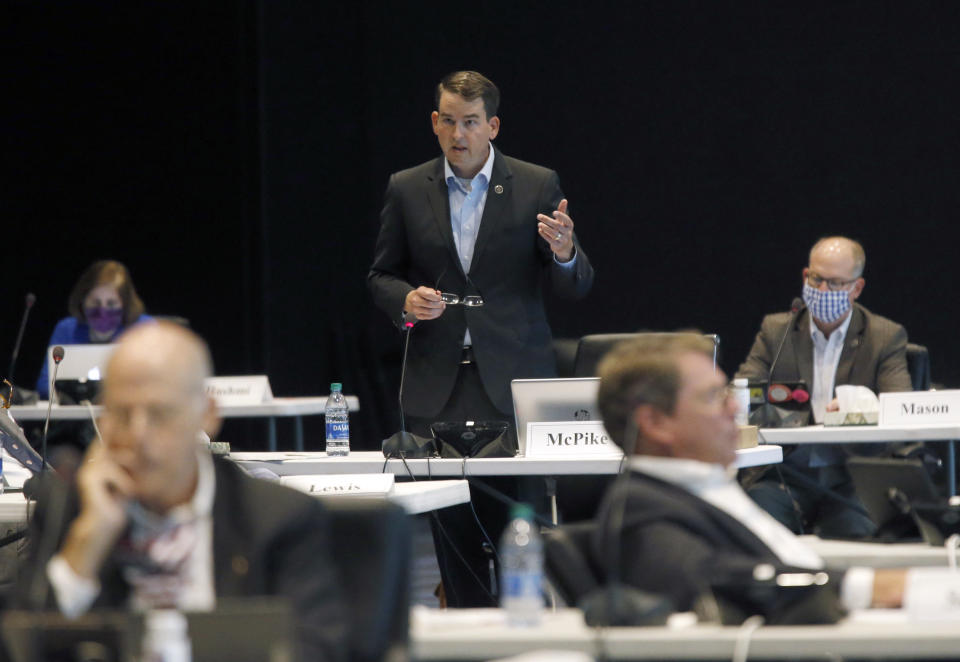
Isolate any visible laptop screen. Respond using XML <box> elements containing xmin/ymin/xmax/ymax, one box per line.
<box><xmin>47</xmin><ymin>344</ymin><xmax>117</xmax><ymax>401</ymax></box>
<box><xmin>511</xmin><ymin>377</ymin><xmax>600</xmax><ymax>454</ymax></box>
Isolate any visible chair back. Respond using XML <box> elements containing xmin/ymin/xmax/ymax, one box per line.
<box><xmin>906</xmin><ymin>343</ymin><xmax>931</xmax><ymax>391</ymax></box>
<box><xmin>543</xmin><ymin>521</ymin><xmax>603</xmax><ymax>606</ymax></box>
<box><xmin>573</xmin><ymin>332</ymin><xmax>720</xmax><ymax>377</ymax></box>
<box><xmin>321</xmin><ymin>498</ymin><xmax>411</xmax><ymax>662</ymax></box>
<box><xmin>552</xmin><ymin>337</ymin><xmax>579</xmax><ymax>378</ymax></box>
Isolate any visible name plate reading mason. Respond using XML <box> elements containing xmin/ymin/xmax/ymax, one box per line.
<box><xmin>280</xmin><ymin>473</ymin><xmax>395</xmax><ymax>497</ymax></box>
<box><xmin>879</xmin><ymin>390</ymin><xmax>960</xmax><ymax>426</ymax></box>
<box><xmin>204</xmin><ymin>375</ymin><xmax>274</xmax><ymax>406</ymax></box>
<box><xmin>525</xmin><ymin>420</ymin><xmax>624</xmax><ymax>459</ymax></box>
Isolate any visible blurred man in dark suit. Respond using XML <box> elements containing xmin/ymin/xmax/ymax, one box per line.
<box><xmin>595</xmin><ymin>334</ymin><xmax>905</xmax><ymax>614</ymax></box>
<box><xmin>18</xmin><ymin>322</ymin><xmax>346</xmax><ymax>662</ymax></box>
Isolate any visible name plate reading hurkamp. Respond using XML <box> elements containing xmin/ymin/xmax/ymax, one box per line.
<box><xmin>204</xmin><ymin>376</ymin><xmax>274</xmax><ymax>406</ymax></box>
<box><xmin>878</xmin><ymin>390</ymin><xmax>960</xmax><ymax>426</ymax></box>
<box><xmin>280</xmin><ymin>473</ymin><xmax>395</xmax><ymax>497</ymax></box>
<box><xmin>525</xmin><ymin>420</ymin><xmax>624</xmax><ymax>459</ymax></box>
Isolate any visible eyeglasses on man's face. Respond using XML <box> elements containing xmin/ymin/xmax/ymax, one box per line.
<box><xmin>806</xmin><ymin>270</ymin><xmax>858</xmax><ymax>292</ymax></box>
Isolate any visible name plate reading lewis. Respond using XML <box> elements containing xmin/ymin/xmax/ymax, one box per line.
<box><xmin>879</xmin><ymin>390</ymin><xmax>960</xmax><ymax>426</ymax></box>
<box><xmin>281</xmin><ymin>473</ymin><xmax>395</xmax><ymax>497</ymax></box>
<box><xmin>205</xmin><ymin>375</ymin><xmax>274</xmax><ymax>406</ymax></box>
<box><xmin>525</xmin><ymin>420</ymin><xmax>624</xmax><ymax>459</ymax></box>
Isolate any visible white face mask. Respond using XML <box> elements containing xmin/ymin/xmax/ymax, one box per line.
<box><xmin>802</xmin><ymin>283</ymin><xmax>851</xmax><ymax>324</ymax></box>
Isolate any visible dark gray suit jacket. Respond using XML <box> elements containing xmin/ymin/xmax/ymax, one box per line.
<box><xmin>594</xmin><ymin>470</ymin><xmax>843</xmax><ymax>616</ymax></box>
<box><xmin>736</xmin><ymin>303</ymin><xmax>911</xmax><ymax>396</ymax></box>
<box><xmin>368</xmin><ymin>148</ymin><xmax>594</xmax><ymax>417</ymax></box>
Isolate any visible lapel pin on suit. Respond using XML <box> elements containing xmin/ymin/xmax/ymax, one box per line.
<box><xmin>494</xmin><ymin>184</ymin><xmax>503</xmax><ymax>194</ymax></box>
<box><xmin>232</xmin><ymin>555</ymin><xmax>249</xmax><ymax>576</ymax></box>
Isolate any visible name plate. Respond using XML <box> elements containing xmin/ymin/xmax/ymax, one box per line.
<box><xmin>878</xmin><ymin>390</ymin><xmax>960</xmax><ymax>426</ymax></box>
<box><xmin>525</xmin><ymin>420</ymin><xmax>624</xmax><ymax>459</ymax></box>
<box><xmin>904</xmin><ymin>568</ymin><xmax>960</xmax><ymax>621</ymax></box>
<box><xmin>204</xmin><ymin>376</ymin><xmax>274</xmax><ymax>406</ymax></box>
<box><xmin>280</xmin><ymin>473</ymin><xmax>395</xmax><ymax>497</ymax></box>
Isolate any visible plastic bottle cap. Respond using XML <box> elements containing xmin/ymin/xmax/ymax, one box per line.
<box><xmin>330</xmin><ymin>383</ymin><xmax>342</xmax><ymax>391</ymax></box>
<box><xmin>733</xmin><ymin>378</ymin><xmax>748</xmax><ymax>387</ymax></box>
<box><xmin>510</xmin><ymin>503</ymin><xmax>534</xmax><ymax>520</ymax></box>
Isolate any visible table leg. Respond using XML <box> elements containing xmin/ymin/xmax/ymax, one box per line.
<box><xmin>544</xmin><ymin>476</ymin><xmax>558</xmax><ymax>525</ymax></box>
<box><xmin>268</xmin><ymin>417</ymin><xmax>277</xmax><ymax>452</ymax></box>
<box><xmin>949</xmin><ymin>440</ymin><xmax>956</xmax><ymax>497</ymax></box>
<box><xmin>295</xmin><ymin>416</ymin><xmax>304</xmax><ymax>452</ymax></box>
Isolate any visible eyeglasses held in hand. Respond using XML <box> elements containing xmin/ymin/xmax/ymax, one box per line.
<box><xmin>440</xmin><ymin>293</ymin><xmax>484</xmax><ymax>307</ymax></box>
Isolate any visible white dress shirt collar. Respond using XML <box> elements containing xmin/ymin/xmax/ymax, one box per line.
<box><xmin>626</xmin><ymin>454</ymin><xmax>824</xmax><ymax>570</ymax></box>
<box><xmin>444</xmin><ymin>142</ymin><xmax>495</xmax><ymax>187</ymax></box>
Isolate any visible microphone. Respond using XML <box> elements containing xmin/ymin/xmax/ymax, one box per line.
<box><xmin>41</xmin><ymin>346</ymin><xmax>65</xmax><ymax>473</ymax></box>
<box><xmin>7</xmin><ymin>292</ymin><xmax>36</xmax><ymax>382</ymax></box>
<box><xmin>759</xmin><ymin>297</ymin><xmax>804</xmax><ymax>427</ymax></box>
<box><xmin>382</xmin><ymin>320</ymin><xmax>437</xmax><ymax>458</ymax></box>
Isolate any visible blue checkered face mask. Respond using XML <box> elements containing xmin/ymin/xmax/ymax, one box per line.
<box><xmin>802</xmin><ymin>283</ymin><xmax>851</xmax><ymax>324</ymax></box>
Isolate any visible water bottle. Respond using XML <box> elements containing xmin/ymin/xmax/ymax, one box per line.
<box><xmin>325</xmin><ymin>382</ymin><xmax>350</xmax><ymax>457</ymax></box>
<box><xmin>142</xmin><ymin>610</ymin><xmax>191</xmax><ymax>662</ymax></box>
<box><xmin>732</xmin><ymin>377</ymin><xmax>750</xmax><ymax>426</ymax></box>
<box><xmin>499</xmin><ymin>503</ymin><xmax>543</xmax><ymax>626</ymax></box>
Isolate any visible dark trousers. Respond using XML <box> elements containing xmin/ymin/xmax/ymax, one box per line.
<box><xmin>408</xmin><ymin>355</ymin><xmax>546</xmax><ymax>607</ymax></box>
<box><xmin>747</xmin><ymin>458</ymin><xmax>876</xmax><ymax>538</ymax></box>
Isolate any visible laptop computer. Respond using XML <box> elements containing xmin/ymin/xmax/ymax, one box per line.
<box><xmin>511</xmin><ymin>377</ymin><xmax>600</xmax><ymax>455</ymax></box>
<box><xmin>2</xmin><ymin>599</ymin><xmax>294</xmax><ymax>662</ymax></box>
<box><xmin>47</xmin><ymin>343</ymin><xmax>117</xmax><ymax>402</ymax></box>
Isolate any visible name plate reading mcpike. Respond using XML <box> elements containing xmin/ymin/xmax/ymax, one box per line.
<box><xmin>879</xmin><ymin>390</ymin><xmax>960</xmax><ymax>426</ymax></box>
<box><xmin>525</xmin><ymin>420</ymin><xmax>624</xmax><ymax>459</ymax></box>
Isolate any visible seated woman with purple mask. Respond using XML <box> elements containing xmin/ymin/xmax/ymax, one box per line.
<box><xmin>36</xmin><ymin>260</ymin><xmax>153</xmax><ymax>399</ymax></box>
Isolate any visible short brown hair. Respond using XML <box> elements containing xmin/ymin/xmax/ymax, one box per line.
<box><xmin>436</xmin><ymin>71</ymin><xmax>500</xmax><ymax>120</ymax></box>
<box><xmin>597</xmin><ymin>333</ymin><xmax>715</xmax><ymax>451</ymax></box>
<box><xmin>68</xmin><ymin>260</ymin><xmax>146</xmax><ymax>326</ymax></box>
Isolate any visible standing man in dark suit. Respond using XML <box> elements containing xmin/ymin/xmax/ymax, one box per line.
<box><xmin>737</xmin><ymin>236</ymin><xmax>912</xmax><ymax>537</ymax></box>
<box><xmin>18</xmin><ymin>322</ymin><xmax>346</xmax><ymax>662</ymax></box>
<box><xmin>368</xmin><ymin>71</ymin><xmax>594</xmax><ymax>606</ymax></box>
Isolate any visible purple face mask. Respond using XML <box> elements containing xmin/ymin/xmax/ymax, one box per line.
<box><xmin>85</xmin><ymin>307</ymin><xmax>124</xmax><ymax>335</ymax></box>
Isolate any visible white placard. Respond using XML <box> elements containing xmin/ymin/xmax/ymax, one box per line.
<box><xmin>879</xmin><ymin>390</ymin><xmax>960</xmax><ymax>426</ymax></box>
<box><xmin>280</xmin><ymin>473</ymin><xmax>395</xmax><ymax>497</ymax></box>
<box><xmin>524</xmin><ymin>420</ymin><xmax>624</xmax><ymax>459</ymax></box>
<box><xmin>904</xmin><ymin>568</ymin><xmax>960</xmax><ymax>621</ymax></box>
<box><xmin>204</xmin><ymin>376</ymin><xmax>274</xmax><ymax>406</ymax></box>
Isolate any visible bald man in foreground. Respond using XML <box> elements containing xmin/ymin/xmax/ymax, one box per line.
<box><xmin>737</xmin><ymin>236</ymin><xmax>911</xmax><ymax>538</ymax></box>
<box><xmin>18</xmin><ymin>323</ymin><xmax>346</xmax><ymax>662</ymax></box>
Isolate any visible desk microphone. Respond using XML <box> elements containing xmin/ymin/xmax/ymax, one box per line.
<box><xmin>7</xmin><ymin>292</ymin><xmax>36</xmax><ymax>382</ymax></box>
<box><xmin>41</xmin><ymin>346</ymin><xmax>65</xmax><ymax>473</ymax></box>
<box><xmin>382</xmin><ymin>321</ymin><xmax>436</xmax><ymax>458</ymax></box>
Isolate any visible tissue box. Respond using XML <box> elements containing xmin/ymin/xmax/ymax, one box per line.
<box><xmin>822</xmin><ymin>411</ymin><xmax>878</xmax><ymax>426</ymax></box>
